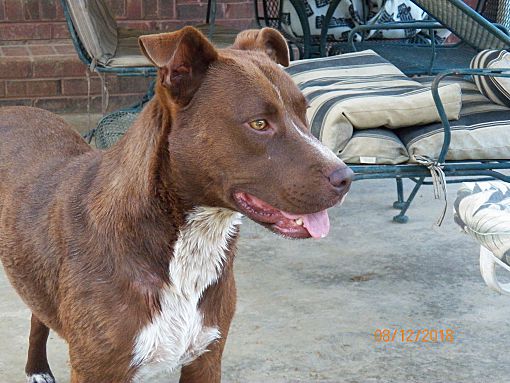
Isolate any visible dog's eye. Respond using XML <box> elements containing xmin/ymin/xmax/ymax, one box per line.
<box><xmin>249</xmin><ymin>119</ymin><xmax>268</xmax><ymax>131</ymax></box>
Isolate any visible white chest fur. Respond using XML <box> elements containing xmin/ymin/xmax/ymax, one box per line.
<box><xmin>132</xmin><ymin>207</ymin><xmax>242</xmax><ymax>381</ymax></box>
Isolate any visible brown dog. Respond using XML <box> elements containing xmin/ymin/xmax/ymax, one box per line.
<box><xmin>0</xmin><ymin>27</ymin><xmax>352</xmax><ymax>382</ymax></box>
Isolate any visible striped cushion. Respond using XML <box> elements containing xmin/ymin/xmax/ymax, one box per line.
<box><xmin>339</xmin><ymin>129</ymin><xmax>409</xmax><ymax>164</ymax></box>
<box><xmin>454</xmin><ymin>181</ymin><xmax>510</xmax><ymax>264</ymax></box>
<box><xmin>470</xmin><ymin>49</ymin><xmax>510</xmax><ymax>107</ymax></box>
<box><xmin>398</xmin><ymin>77</ymin><xmax>510</xmax><ymax>161</ymax></box>
<box><xmin>286</xmin><ymin>50</ymin><xmax>462</xmax><ymax>154</ymax></box>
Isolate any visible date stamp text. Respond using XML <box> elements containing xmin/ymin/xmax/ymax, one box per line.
<box><xmin>374</xmin><ymin>328</ymin><xmax>455</xmax><ymax>343</ymax></box>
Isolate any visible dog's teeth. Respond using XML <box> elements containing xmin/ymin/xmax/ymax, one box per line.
<box><xmin>295</xmin><ymin>218</ymin><xmax>303</xmax><ymax>226</ymax></box>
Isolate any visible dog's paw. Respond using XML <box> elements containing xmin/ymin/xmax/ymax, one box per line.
<box><xmin>26</xmin><ymin>373</ymin><xmax>55</xmax><ymax>383</ymax></box>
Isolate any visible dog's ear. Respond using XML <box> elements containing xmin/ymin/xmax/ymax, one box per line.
<box><xmin>232</xmin><ymin>28</ymin><xmax>290</xmax><ymax>67</ymax></box>
<box><xmin>139</xmin><ymin>27</ymin><xmax>218</xmax><ymax>106</ymax></box>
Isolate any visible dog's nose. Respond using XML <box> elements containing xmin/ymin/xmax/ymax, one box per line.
<box><xmin>328</xmin><ymin>166</ymin><xmax>353</xmax><ymax>193</ymax></box>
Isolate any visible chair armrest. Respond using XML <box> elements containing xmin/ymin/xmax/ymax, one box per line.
<box><xmin>431</xmin><ymin>68</ymin><xmax>510</xmax><ymax>163</ymax></box>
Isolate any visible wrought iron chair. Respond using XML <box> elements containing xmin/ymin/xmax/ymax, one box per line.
<box><xmin>320</xmin><ymin>0</ymin><xmax>510</xmax><ymax>75</ymax></box>
<box><xmin>253</xmin><ymin>0</ymin><xmax>312</xmax><ymax>59</ymax></box>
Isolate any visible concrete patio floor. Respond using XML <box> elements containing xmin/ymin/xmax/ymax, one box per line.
<box><xmin>1</xmin><ymin>114</ymin><xmax>510</xmax><ymax>383</ymax></box>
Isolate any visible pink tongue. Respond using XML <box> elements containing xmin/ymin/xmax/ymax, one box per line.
<box><xmin>282</xmin><ymin>210</ymin><xmax>330</xmax><ymax>239</ymax></box>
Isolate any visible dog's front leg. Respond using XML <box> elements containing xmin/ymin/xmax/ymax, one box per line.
<box><xmin>179</xmin><ymin>337</ymin><xmax>224</xmax><ymax>383</ymax></box>
<box><xmin>179</xmin><ymin>259</ymin><xmax>237</xmax><ymax>383</ymax></box>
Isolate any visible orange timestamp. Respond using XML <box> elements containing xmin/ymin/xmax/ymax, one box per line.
<box><xmin>374</xmin><ymin>328</ymin><xmax>455</xmax><ymax>343</ymax></box>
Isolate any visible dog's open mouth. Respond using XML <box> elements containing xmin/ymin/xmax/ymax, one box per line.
<box><xmin>233</xmin><ymin>191</ymin><xmax>330</xmax><ymax>239</ymax></box>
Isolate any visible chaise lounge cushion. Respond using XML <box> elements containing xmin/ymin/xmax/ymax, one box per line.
<box><xmin>287</xmin><ymin>50</ymin><xmax>462</xmax><ymax>154</ymax></box>
<box><xmin>339</xmin><ymin>129</ymin><xmax>409</xmax><ymax>164</ymax></box>
<box><xmin>399</xmin><ymin>77</ymin><xmax>510</xmax><ymax>161</ymax></box>
<box><xmin>108</xmin><ymin>25</ymin><xmax>239</xmax><ymax>68</ymax></box>
<box><xmin>470</xmin><ymin>49</ymin><xmax>510</xmax><ymax>107</ymax></box>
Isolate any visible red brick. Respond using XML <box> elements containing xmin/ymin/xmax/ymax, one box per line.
<box><xmin>112</xmin><ymin>76</ymin><xmax>152</xmax><ymax>93</ymax></box>
<box><xmin>464</xmin><ymin>0</ymin><xmax>477</xmax><ymax>8</ymax></box>
<box><xmin>118</xmin><ymin>20</ymin><xmax>156</xmax><ymax>31</ymax></box>
<box><xmin>30</xmin><ymin>79</ymin><xmax>60</xmax><ymax>96</ymax></box>
<box><xmin>0</xmin><ymin>98</ymin><xmax>33</xmax><ymax>107</ymax></box>
<box><xmin>5</xmin><ymin>79</ymin><xmax>60</xmax><ymax>97</ymax></box>
<box><xmin>60</xmin><ymin>75</ymin><xmax>150</xmax><ymax>96</ymax></box>
<box><xmin>0</xmin><ymin>80</ymin><xmax>5</xmax><ymax>97</ymax></box>
<box><xmin>33</xmin><ymin>56</ymin><xmax>86</xmax><ymax>78</ymax></box>
<box><xmin>223</xmin><ymin>2</ymin><xmax>253</xmax><ymax>19</ymax></box>
<box><xmin>217</xmin><ymin>0</ymin><xmax>252</xmax><ymax>4</ymax></box>
<box><xmin>156</xmin><ymin>20</ymin><xmax>187</xmax><ymax>31</ymax></box>
<box><xmin>40</xmin><ymin>0</ymin><xmax>57</xmax><ymax>20</ymax></box>
<box><xmin>29</xmin><ymin>45</ymin><xmax>57</xmax><ymax>55</ymax></box>
<box><xmin>0</xmin><ymin>0</ymin><xmax>5</xmax><ymax>20</ymax></box>
<box><xmin>107</xmin><ymin>94</ymin><xmax>146</xmax><ymax>112</ymax></box>
<box><xmin>53</xmin><ymin>44</ymin><xmax>75</xmax><ymax>55</ymax></box>
<box><xmin>34</xmin><ymin>95</ymin><xmax>102</xmax><ymax>113</ymax></box>
<box><xmin>217</xmin><ymin>18</ymin><xmax>252</xmax><ymax>30</ymax></box>
<box><xmin>32</xmin><ymin>94</ymin><xmax>143</xmax><ymax>113</ymax></box>
<box><xmin>51</xmin><ymin>22</ymin><xmax>70</xmax><ymax>39</ymax></box>
<box><xmin>106</xmin><ymin>0</ymin><xmax>126</xmax><ymax>18</ymax></box>
<box><xmin>0</xmin><ymin>23</ymin><xmax>52</xmax><ymax>40</ymax></box>
<box><xmin>2</xmin><ymin>45</ymin><xmax>30</xmax><ymax>56</ymax></box>
<box><xmin>55</xmin><ymin>0</ymin><xmax>64</xmax><ymax>19</ymax></box>
<box><xmin>5</xmin><ymin>80</ymin><xmax>26</xmax><ymax>96</ymax></box>
<box><xmin>177</xmin><ymin>3</ymin><xmax>209</xmax><ymax>19</ymax></box>
<box><xmin>4</xmin><ymin>0</ymin><xmax>22</xmax><ymax>20</ymax></box>
<box><xmin>61</xmin><ymin>77</ymin><xmax>102</xmax><ymax>96</ymax></box>
<box><xmin>142</xmin><ymin>0</ymin><xmax>158</xmax><ymax>18</ymax></box>
<box><xmin>0</xmin><ymin>57</ymin><xmax>32</xmax><ymax>79</ymax></box>
<box><xmin>23</xmin><ymin>0</ymin><xmax>39</xmax><ymax>20</ymax></box>
<box><xmin>157</xmin><ymin>0</ymin><xmax>174</xmax><ymax>18</ymax></box>
<box><xmin>126</xmin><ymin>0</ymin><xmax>141</xmax><ymax>18</ymax></box>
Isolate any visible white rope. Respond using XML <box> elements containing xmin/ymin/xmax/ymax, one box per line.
<box><xmin>88</xmin><ymin>58</ymin><xmax>109</xmax><ymax>115</ymax></box>
<box><xmin>86</xmin><ymin>67</ymin><xmax>91</xmax><ymax>132</ymax></box>
<box><xmin>97</xmin><ymin>71</ymin><xmax>110</xmax><ymax>115</ymax></box>
<box><xmin>415</xmin><ymin>155</ymin><xmax>447</xmax><ymax>226</ymax></box>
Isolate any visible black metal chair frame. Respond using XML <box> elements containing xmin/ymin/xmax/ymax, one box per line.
<box><xmin>253</xmin><ymin>0</ymin><xmax>312</xmax><ymax>58</ymax></box>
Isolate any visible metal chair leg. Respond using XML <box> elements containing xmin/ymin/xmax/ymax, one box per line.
<box><xmin>393</xmin><ymin>176</ymin><xmax>426</xmax><ymax>223</ymax></box>
<box><xmin>393</xmin><ymin>177</ymin><xmax>406</xmax><ymax>209</ymax></box>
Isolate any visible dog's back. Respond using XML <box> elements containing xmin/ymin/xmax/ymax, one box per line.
<box><xmin>0</xmin><ymin>106</ymin><xmax>93</xmax><ymax>329</ymax></box>
<box><xmin>0</xmin><ymin>106</ymin><xmax>91</xmax><ymax>187</ymax></box>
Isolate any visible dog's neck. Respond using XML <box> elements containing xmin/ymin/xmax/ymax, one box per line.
<box><xmin>89</xmin><ymin>98</ymin><xmax>190</xmax><ymax>231</ymax></box>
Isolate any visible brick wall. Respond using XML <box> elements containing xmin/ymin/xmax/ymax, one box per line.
<box><xmin>0</xmin><ymin>0</ymin><xmax>255</xmax><ymax>112</ymax></box>
<box><xmin>0</xmin><ymin>0</ymin><xmax>255</xmax><ymax>42</ymax></box>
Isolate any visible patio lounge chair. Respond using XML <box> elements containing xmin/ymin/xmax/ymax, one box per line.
<box><xmin>306</xmin><ymin>0</ymin><xmax>510</xmax><ymax>223</ymax></box>
<box><xmin>61</xmin><ymin>0</ymin><xmax>243</xmax><ymax>142</ymax></box>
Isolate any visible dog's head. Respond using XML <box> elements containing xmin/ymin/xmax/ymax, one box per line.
<box><xmin>139</xmin><ymin>27</ymin><xmax>352</xmax><ymax>239</ymax></box>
